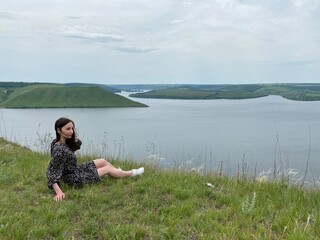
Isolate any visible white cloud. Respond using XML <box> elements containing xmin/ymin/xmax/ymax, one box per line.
<box><xmin>0</xmin><ymin>0</ymin><xmax>319</xmax><ymax>84</ymax></box>
<box><xmin>291</xmin><ymin>0</ymin><xmax>319</xmax><ymax>14</ymax></box>
<box><xmin>58</xmin><ymin>26</ymin><xmax>125</xmax><ymax>42</ymax></box>
<box><xmin>0</xmin><ymin>11</ymin><xmax>18</xmax><ymax>19</ymax></box>
<box><xmin>113</xmin><ymin>45</ymin><xmax>158</xmax><ymax>53</ymax></box>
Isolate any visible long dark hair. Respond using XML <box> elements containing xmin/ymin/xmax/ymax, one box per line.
<box><xmin>51</xmin><ymin>117</ymin><xmax>81</xmax><ymax>152</ymax></box>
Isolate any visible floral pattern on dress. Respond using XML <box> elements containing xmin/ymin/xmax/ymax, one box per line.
<box><xmin>46</xmin><ymin>142</ymin><xmax>100</xmax><ymax>188</ymax></box>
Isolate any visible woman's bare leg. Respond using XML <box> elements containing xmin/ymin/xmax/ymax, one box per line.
<box><xmin>93</xmin><ymin>159</ymin><xmax>131</xmax><ymax>178</ymax></box>
<box><xmin>93</xmin><ymin>159</ymin><xmax>144</xmax><ymax>178</ymax></box>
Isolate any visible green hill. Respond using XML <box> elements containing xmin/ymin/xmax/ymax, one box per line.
<box><xmin>130</xmin><ymin>83</ymin><xmax>320</xmax><ymax>101</ymax></box>
<box><xmin>1</xmin><ymin>138</ymin><xmax>320</xmax><ymax>239</ymax></box>
<box><xmin>0</xmin><ymin>84</ymin><xmax>147</xmax><ymax>108</ymax></box>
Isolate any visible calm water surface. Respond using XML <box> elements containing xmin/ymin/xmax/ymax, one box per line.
<box><xmin>1</xmin><ymin>93</ymin><xmax>320</xmax><ymax>181</ymax></box>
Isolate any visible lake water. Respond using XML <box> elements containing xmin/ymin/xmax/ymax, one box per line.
<box><xmin>1</xmin><ymin>93</ymin><xmax>320</xmax><ymax>183</ymax></box>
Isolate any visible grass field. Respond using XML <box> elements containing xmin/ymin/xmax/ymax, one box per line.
<box><xmin>1</xmin><ymin>137</ymin><xmax>320</xmax><ymax>239</ymax></box>
<box><xmin>0</xmin><ymin>83</ymin><xmax>147</xmax><ymax>108</ymax></box>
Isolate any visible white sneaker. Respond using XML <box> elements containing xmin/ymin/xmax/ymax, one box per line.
<box><xmin>132</xmin><ymin>167</ymin><xmax>144</xmax><ymax>177</ymax></box>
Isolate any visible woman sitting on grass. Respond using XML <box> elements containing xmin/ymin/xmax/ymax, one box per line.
<box><xmin>46</xmin><ymin>117</ymin><xmax>144</xmax><ymax>202</ymax></box>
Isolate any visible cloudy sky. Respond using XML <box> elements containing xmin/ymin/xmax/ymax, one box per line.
<box><xmin>1</xmin><ymin>0</ymin><xmax>319</xmax><ymax>84</ymax></box>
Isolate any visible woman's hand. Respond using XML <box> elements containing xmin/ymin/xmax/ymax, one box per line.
<box><xmin>54</xmin><ymin>191</ymin><xmax>65</xmax><ymax>202</ymax></box>
<box><xmin>52</xmin><ymin>183</ymin><xmax>65</xmax><ymax>202</ymax></box>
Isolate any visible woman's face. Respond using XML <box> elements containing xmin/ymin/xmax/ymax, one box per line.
<box><xmin>59</xmin><ymin>122</ymin><xmax>74</xmax><ymax>141</ymax></box>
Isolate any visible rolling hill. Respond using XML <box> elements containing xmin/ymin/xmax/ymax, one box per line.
<box><xmin>0</xmin><ymin>84</ymin><xmax>147</xmax><ymax>108</ymax></box>
<box><xmin>129</xmin><ymin>83</ymin><xmax>320</xmax><ymax>101</ymax></box>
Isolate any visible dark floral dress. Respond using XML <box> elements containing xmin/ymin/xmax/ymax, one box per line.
<box><xmin>46</xmin><ymin>142</ymin><xmax>100</xmax><ymax>188</ymax></box>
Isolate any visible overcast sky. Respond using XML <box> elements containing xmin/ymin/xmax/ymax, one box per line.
<box><xmin>1</xmin><ymin>0</ymin><xmax>319</xmax><ymax>85</ymax></box>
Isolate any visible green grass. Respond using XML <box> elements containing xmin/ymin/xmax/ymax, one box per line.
<box><xmin>1</xmin><ymin>137</ymin><xmax>320</xmax><ymax>239</ymax></box>
<box><xmin>0</xmin><ymin>84</ymin><xmax>147</xmax><ymax>108</ymax></box>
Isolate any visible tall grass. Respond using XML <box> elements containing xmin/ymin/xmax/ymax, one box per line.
<box><xmin>22</xmin><ymin>128</ymin><xmax>320</xmax><ymax>187</ymax></box>
<box><xmin>1</xmin><ymin>137</ymin><xmax>320</xmax><ymax>239</ymax></box>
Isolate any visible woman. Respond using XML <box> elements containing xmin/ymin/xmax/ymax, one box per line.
<box><xmin>46</xmin><ymin>117</ymin><xmax>144</xmax><ymax>202</ymax></box>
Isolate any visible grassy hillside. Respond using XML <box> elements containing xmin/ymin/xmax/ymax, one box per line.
<box><xmin>0</xmin><ymin>137</ymin><xmax>320</xmax><ymax>239</ymax></box>
<box><xmin>0</xmin><ymin>84</ymin><xmax>147</xmax><ymax>108</ymax></box>
<box><xmin>66</xmin><ymin>83</ymin><xmax>120</xmax><ymax>93</ymax></box>
<box><xmin>130</xmin><ymin>84</ymin><xmax>320</xmax><ymax>101</ymax></box>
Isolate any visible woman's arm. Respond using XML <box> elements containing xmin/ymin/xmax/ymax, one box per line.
<box><xmin>46</xmin><ymin>144</ymin><xmax>67</xmax><ymax>201</ymax></box>
<box><xmin>52</xmin><ymin>183</ymin><xmax>65</xmax><ymax>202</ymax></box>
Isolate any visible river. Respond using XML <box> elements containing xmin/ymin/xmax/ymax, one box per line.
<box><xmin>1</xmin><ymin>93</ymin><xmax>320</xmax><ymax>183</ymax></box>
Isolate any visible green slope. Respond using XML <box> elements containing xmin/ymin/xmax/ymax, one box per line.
<box><xmin>130</xmin><ymin>84</ymin><xmax>320</xmax><ymax>101</ymax></box>
<box><xmin>1</xmin><ymin>85</ymin><xmax>147</xmax><ymax>108</ymax></box>
<box><xmin>1</xmin><ymin>138</ymin><xmax>320</xmax><ymax>239</ymax></box>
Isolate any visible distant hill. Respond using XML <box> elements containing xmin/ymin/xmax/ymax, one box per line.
<box><xmin>129</xmin><ymin>83</ymin><xmax>320</xmax><ymax>101</ymax></box>
<box><xmin>66</xmin><ymin>83</ymin><xmax>120</xmax><ymax>93</ymax></box>
<box><xmin>0</xmin><ymin>83</ymin><xmax>147</xmax><ymax>108</ymax></box>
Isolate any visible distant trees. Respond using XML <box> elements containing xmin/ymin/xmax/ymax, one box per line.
<box><xmin>0</xmin><ymin>82</ymin><xmax>41</xmax><ymax>89</ymax></box>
